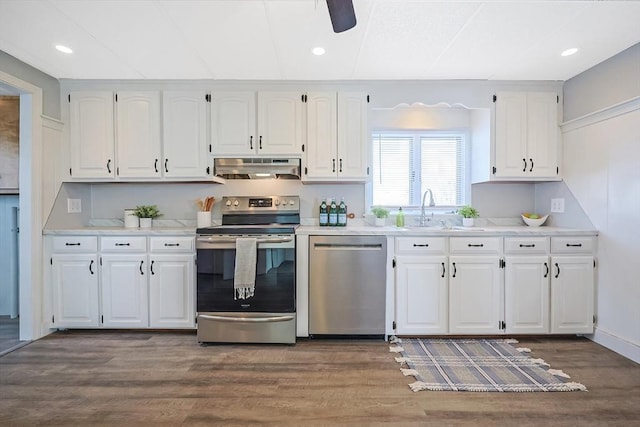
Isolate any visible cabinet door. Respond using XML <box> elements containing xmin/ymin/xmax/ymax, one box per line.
<box><xmin>101</xmin><ymin>254</ymin><xmax>149</xmax><ymax>328</ymax></box>
<box><xmin>51</xmin><ymin>254</ymin><xmax>99</xmax><ymax>327</ymax></box>
<box><xmin>149</xmin><ymin>254</ymin><xmax>195</xmax><ymax>328</ymax></box>
<box><xmin>504</xmin><ymin>256</ymin><xmax>550</xmax><ymax>334</ymax></box>
<box><xmin>494</xmin><ymin>92</ymin><xmax>528</xmax><ymax>178</ymax></box>
<box><xmin>395</xmin><ymin>256</ymin><xmax>448</xmax><ymax>334</ymax></box>
<box><xmin>449</xmin><ymin>256</ymin><xmax>502</xmax><ymax>334</ymax></box>
<box><xmin>527</xmin><ymin>92</ymin><xmax>558</xmax><ymax>178</ymax></box>
<box><xmin>550</xmin><ymin>256</ymin><xmax>594</xmax><ymax>334</ymax></box>
<box><xmin>337</xmin><ymin>92</ymin><xmax>369</xmax><ymax>180</ymax></box>
<box><xmin>69</xmin><ymin>91</ymin><xmax>115</xmax><ymax>179</ymax></box>
<box><xmin>115</xmin><ymin>91</ymin><xmax>162</xmax><ymax>179</ymax></box>
<box><xmin>210</xmin><ymin>92</ymin><xmax>256</xmax><ymax>155</ymax></box>
<box><xmin>304</xmin><ymin>92</ymin><xmax>337</xmax><ymax>179</ymax></box>
<box><xmin>257</xmin><ymin>92</ymin><xmax>304</xmax><ymax>155</ymax></box>
<box><xmin>162</xmin><ymin>91</ymin><xmax>209</xmax><ymax>178</ymax></box>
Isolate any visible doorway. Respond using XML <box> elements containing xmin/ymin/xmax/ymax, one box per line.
<box><xmin>0</xmin><ymin>70</ymin><xmax>44</xmax><ymax>353</ymax></box>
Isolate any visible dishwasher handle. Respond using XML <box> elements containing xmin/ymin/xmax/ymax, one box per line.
<box><xmin>312</xmin><ymin>243</ymin><xmax>383</xmax><ymax>251</ymax></box>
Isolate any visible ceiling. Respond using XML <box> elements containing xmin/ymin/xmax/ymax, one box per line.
<box><xmin>0</xmin><ymin>0</ymin><xmax>639</xmax><ymax>82</ymax></box>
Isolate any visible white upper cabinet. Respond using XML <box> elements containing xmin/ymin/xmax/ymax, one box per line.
<box><xmin>257</xmin><ymin>92</ymin><xmax>304</xmax><ymax>155</ymax></box>
<box><xmin>210</xmin><ymin>92</ymin><xmax>256</xmax><ymax>156</ymax></box>
<box><xmin>493</xmin><ymin>91</ymin><xmax>559</xmax><ymax>180</ymax></box>
<box><xmin>303</xmin><ymin>92</ymin><xmax>369</xmax><ymax>182</ymax></box>
<box><xmin>69</xmin><ymin>90</ymin><xmax>211</xmax><ymax>181</ymax></box>
<box><xmin>115</xmin><ymin>91</ymin><xmax>162</xmax><ymax>179</ymax></box>
<box><xmin>69</xmin><ymin>91</ymin><xmax>115</xmax><ymax>179</ymax></box>
<box><xmin>162</xmin><ymin>91</ymin><xmax>210</xmax><ymax>179</ymax></box>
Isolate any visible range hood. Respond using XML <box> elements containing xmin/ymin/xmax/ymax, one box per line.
<box><xmin>213</xmin><ymin>158</ymin><xmax>301</xmax><ymax>180</ymax></box>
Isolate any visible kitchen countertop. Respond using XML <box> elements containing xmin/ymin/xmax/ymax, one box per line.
<box><xmin>296</xmin><ymin>225</ymin><xmax>598</xmax><ymax>236</ymax></box>
<box><xmin>43</xmin><ymin>226</ymin><xmax>197</xmax><ymax>236</ymax></box>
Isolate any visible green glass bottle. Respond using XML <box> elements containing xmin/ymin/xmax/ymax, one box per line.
<box><xmin>395</xmin><ymin>206</ymin><xmax>405</xmax><ymax>227</ymax></box>
<box><xmin>338</xmin><ymin>197</ymin><xmax>347</xmax><ymax>226</ymax></box>
<box><xmin>319</xmin><ymin>197</ymin><xmax>328</xmax><ymax>226</ymax></box>
<box><xmin>328</xmin><ymin>197</ymin><xmax>338</xmax><ymax>226</ymax></box>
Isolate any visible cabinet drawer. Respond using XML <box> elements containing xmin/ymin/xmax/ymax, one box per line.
<box><xmin>51</xmin><ymin>236</ymin><xmax>98</xmax><ymax>252</ymax></box>
<box><xmin>504</xmin><ymin>237</ymin><xmax>549</xmax><ymax>254</ymax></box>
<box><xmin>395</xmin><ymin>237</ymin><xmax>446</xmax><ymax>254</ymax></box>
<box><xmin>449</xmin><ymin>237</ymin><xmax>501</xmax><ymax>254</ymax></box>
<box><xmin>551</xmin><ymin>236</ymin><xmax>596</xmax><ymax>254</ymax></box>
<box><xmin>150</xmin><ymin>236</ymin><xmax>194</xmax><ymax>252</ymax></box>
<box><xmin>100</xmin><ymin>236</ymin><xmax>147</xmax><ymax>252</ymax></box>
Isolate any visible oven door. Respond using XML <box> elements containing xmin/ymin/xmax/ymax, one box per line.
<box><xmin>196</xmin><ymin>235</ymin><xmax>296</xmax><ymax>313</ymax></box>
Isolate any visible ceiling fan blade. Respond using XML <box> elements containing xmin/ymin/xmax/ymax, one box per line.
<box><xmin>326</xmin><ymin>0</ymin><xmax>357</xmax><ymax>33</ymax></box>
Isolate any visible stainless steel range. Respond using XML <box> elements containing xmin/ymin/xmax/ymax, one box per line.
<box><xmin>196</xmin><ymin>196</ymin><xmax>299</xmax><ymax>344</ymax></box>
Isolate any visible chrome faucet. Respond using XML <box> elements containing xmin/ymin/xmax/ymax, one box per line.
<box><xmin>420</xmin><ymin>188</ymin><xmax>435</xmax><ymax>226</ymax></box>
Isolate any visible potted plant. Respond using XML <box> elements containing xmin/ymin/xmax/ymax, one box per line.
<box><xmin>133</xmin><ymin>205</ymin><xmax>162</xmax><ymax>228</ymax></box>
<box><xmin>371</xmin><ymin>207</ymin><xmax>390</xmax><ymax>227</ymax></box>
<box><xmin>457</xmin><ymin>205</ymin><xmax>479</xmax><ymax>227</ymax></box>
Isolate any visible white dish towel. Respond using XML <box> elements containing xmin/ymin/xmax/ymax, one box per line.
<box><xmin>234</xmin><ymin>237</ymin><xmax>257</xmax><ymax>300</ymax></box>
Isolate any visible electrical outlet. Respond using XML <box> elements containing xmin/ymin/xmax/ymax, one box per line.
<box><xmin>550</xmin><ymin>198</ymin><xmax>565</xmax><ymax>213</ymax></box>
<box><xmin>67</xmin><ymin>198</ymin><xmax>82</xmax><ymax>213</ymax></box>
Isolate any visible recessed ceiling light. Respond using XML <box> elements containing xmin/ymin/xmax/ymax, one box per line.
<box><xmin>561</xmin><ymin>48</ymin><xmax>578</xmax><ymax>57</ymax></box>
<box><xmin>55</xmin><ymin>45</ymin><xmax>73</xmax><ymax>54</ymax></box>
<box><xmin>312</xmin><ymin>47</ymin><xmax>325</xmax><ymax>56</ymax></box>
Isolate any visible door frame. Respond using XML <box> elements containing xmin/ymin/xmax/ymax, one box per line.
<box><xmin>0</xmin><ymin>70</ymin><xmax>44</xmax><ymax>341</ymax></box>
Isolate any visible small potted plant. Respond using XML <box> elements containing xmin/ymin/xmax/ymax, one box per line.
<box><xmin>133</xmin><ymin>205</ymin><xmax>162</xmax><ymax>228</ymax></box>
<box><xmin>371</xmin><ymin>207</ymin><xmax>390</xmax><ymax>227</ymax></box>
<box><xmin>457</xmin><ymin>205</ymin><xmax>479</xmax><ymax>227</ymax></box>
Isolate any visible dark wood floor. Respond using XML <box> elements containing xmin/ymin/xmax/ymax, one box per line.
<box><xmin>1</xmin><ymin>331</ymin><xmax>638</xmax><ymax>426</ymax></box>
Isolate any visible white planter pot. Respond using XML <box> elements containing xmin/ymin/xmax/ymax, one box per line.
<box><xmin>139</xmin><ymin>218</ymin><xmax>152</xmax><ymax>228</ymax></box>
<box><xmin>375</xmin><ymin>217</ymin><xmax>386</xmax><ymax>227</ymax></box>
<box><xmin>124</xmin><ymin>209</ymin><xmax>139</xmax><ymax>228</ymax></box>
<box><xmin>462</xmin><ymin>218</ymin><xmax>474</xmax><ymax>227</ymax></box>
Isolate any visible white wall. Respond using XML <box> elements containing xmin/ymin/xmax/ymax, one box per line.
<box><xmin>562</xmin><ymin>43</ymin><xmax>640</xmax><ymax>362</ymax></box>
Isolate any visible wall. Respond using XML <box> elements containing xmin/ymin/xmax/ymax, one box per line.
<box><xmin>562</xmin><ymin>43</ymin><xmax>640</xmax><ymax>362</ymax></box>
<box><xmin>0</xmin><ymin>51</ymin><xmax>60</xmax><ymax>119</ymax></box>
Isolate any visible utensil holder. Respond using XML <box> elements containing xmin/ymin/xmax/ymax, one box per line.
<box><xmin>124</xmin><ymin>209</ymin><xmax>139</xmax><ymax>228</ymax></box>
<box><xmin>197</xmin><ymin>211</ymin><xmax>211</xmax><ymax>228</ymax></box>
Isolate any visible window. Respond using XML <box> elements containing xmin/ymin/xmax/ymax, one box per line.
<box><xmin>372</xmin><ymin>131</ymin><xmax>467</xmax><ymax>207</ymax></box>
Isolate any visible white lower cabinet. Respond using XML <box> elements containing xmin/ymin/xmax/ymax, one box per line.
<box><xmin>503</xmin><ymin>237</ymin><xmax>550</xmax><ymax>334</ymax></box>
<box><xmin>393</xmin><ymin>237</ymin><xmax>448</xmax><ymax>335</ymax></box>
<box><xmin>449</xmin><ymin>255</ymin><xmax>502</xmax><ymax>334</ymax></box>
<box><xmin>51</xmin><ymin>253</ymin><xmax>100</xmax><ymax>328</ymax></box>
<box><xmin>149</xmin><ymin>254</ymin><xmax>195</xmax><ymax>328</ymax></box>
<box><xmin>550</xmin><ymin>255</ymin><xmax>594</xmax><ymax>334</ymax></box>
<box><xmin>48</xmin><ymin>235</ymin><xmax>195</xmax><ymax>330</ymax></box>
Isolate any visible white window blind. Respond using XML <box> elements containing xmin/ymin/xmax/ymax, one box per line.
<box><xmin>372</xmin><ymin>132</ymin><xmax>466</xmax><ymax>207</ymax></box>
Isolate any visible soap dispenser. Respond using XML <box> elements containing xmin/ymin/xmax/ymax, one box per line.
<box><xmin>395</xmin><ymin>207</ymin><xmax>405</xmax><ymax>227</ymax></box>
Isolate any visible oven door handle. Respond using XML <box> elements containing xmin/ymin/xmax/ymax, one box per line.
<box><xmin>199</xmin><ymin>314</ymin><xmax>295</xmax><ymax>323</ymax></box>
<box><xmin>197</xmin><ymin>236</ymin><xmax>294</xmax><ymax>245</ymax></box>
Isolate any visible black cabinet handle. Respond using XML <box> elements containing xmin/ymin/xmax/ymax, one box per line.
<box><xmin>332</xmin><ymin>159</ymin><xmax>336</xmax><ymax>172</ymax></box>
<box><xmin>339</xmin><ymin>158</ymin><xmax>343</xmax><ymax>173</ymax></box>
<box><xmin>150</xmin><ymin>260</ymin><xmax>155</xmax><ymax>275</ymax></box>
<box><xmin>555</xmin><ymin>262</ymin><xmax>560</xmax><ymax>278</ymax></box>
<box><xmin>529</xmin><ymin>158</ymin><xmax>534</xmax><ymax>172</ymax></box>
<box><xmin>544</xmin><ymin>262</ymin><xmax>549</xmax><ymax>278</ymax></box>
<box><xmin>468</xmin><ymin>244</ymin><xmax>484</xmax><ymax>247</ymax></box>
<box><xmin>139</xmin><ymin>260</ymin><xmax>144</xmax><ymax>275</ymax></box>
<box><xmin>115</xmin><ymin>243</ymin><xmax>130</xmax><ymax>247</ymax></box>
<box><xmin>441</xmin><ymin>262</ymin><xmax>445</xmax><ymax>278</ymax></box>
<box><xmin>413</xmin><ymin>243</ymin><xmax>429</xmax><ymax>247</ymax></box>
<box><xmin>249</xmin><ymin>135</ymin><xmax>253</xmax><ymax>150</ymax></box>
<box><xmin>522</xmin><ymin>158</ymin><xmax>527</xmax><ymax>172</ymax></box>
<box><xmin>154</xmin><ymin>159</ymin><xmax>158</xmax><ymax>173</ymax></box>
<box><xmin>452</xmin><ymin>262</ymin><xmax>457</xmax><ymax>278</ymax></box>
<box><xmin>164</xmin><ymin>159</ymin><xmax>169</xmax><ymax>173</ymax></box>
<box><xmin>65</xmin><ymin>242</ymin><xmax>81</xmax><ymax>246</ymax></box>
<box><xmin>107</xmin><ymin>159</ymin><xmax>112</xmax><ymax>173</ymax></box>
<box><xmin>566</xmin><ymin>243</ymin><xmax>583</xmax><ymax>247</ymax></box>
<box><xmin>89</xmin><ymin>260</ymin><xmax>94</xmax><ymax>275</ymax></box>
<box><xmin>259</xmin><ymin>135</ymin><xmax>263</xmax><ymax>149</ymax></box>
<box><xmin>519</xmin><ymin>244</ymin><xmax>535</xmax><ymax>248</ymax></box>
<box><xmin>164</xmin><ymin>243</ymin><xmax>180</xmax><ymax>247</ymax></box>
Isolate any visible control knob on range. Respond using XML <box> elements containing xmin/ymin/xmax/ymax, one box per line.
<box><xmin>225</xmin><ymin>200</ymin><xmax>232</xmax><ymax>207</ymax></box>
<box><xmin>275</xmin><ymin>199</ymin><xmax>281</xmax><ymax>206</ymax></box>
<box><xmin>289</xmin><ymin>199</ymin><xmax>296</xmax><ymax>206</ymax></box>
<box><xmin>233</xmin><ymin>199</ymin><xmax>239</xmax><ymax>207</ymax></box>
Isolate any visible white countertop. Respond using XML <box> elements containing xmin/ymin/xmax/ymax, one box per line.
<box><xmin>43</xmin><ymin>226</ymin><xmax>197</xmax><ymax>236</ymax></box>
<box><xmin>296</xmin><ymin>225</ymin><xmax>598</xmax><ymax>236</ymax></box>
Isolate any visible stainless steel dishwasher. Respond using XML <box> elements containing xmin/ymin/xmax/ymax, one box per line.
<box><xmin>309</xmin><ymin>235</ymin><xmax>387</xmax><ymax>336</ymax></box>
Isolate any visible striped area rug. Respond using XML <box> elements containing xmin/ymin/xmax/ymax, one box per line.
<box><xmin>390</xmin><ymin>338</ymin><xmax>587</xmax><ymax>392</ymax></box>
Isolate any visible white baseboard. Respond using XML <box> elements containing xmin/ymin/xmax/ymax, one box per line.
<box><xmin>589</xmin><ymin>328</ymin><xmax>640</xmax><ymax>364</ymax></box>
